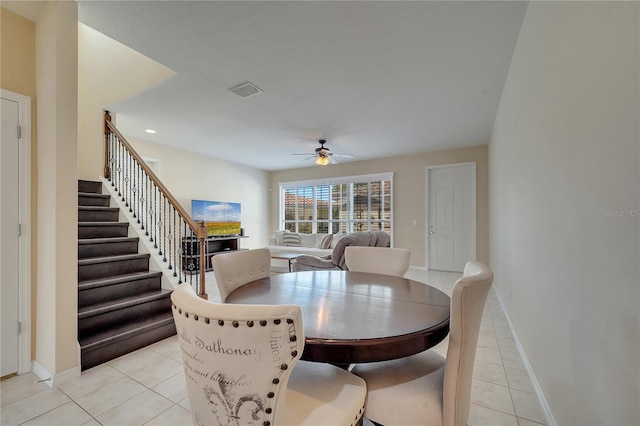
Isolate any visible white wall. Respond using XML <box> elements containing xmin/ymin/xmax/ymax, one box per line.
<box><xmin>127</xmin><ymin>137</ymin><xmax>270</xmax><ymax>249</ymax></box>
<box><xmin>490</xmin><ymin>2</ymin><xmax>639</xmax><ymax>425</ymax></box>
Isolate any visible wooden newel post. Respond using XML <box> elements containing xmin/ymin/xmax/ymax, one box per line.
<box><xmin>104</xmin><ymin>111</ymin><xmax>112</xmax><ymax>180</ymax></box>
<box><xmin>197</xmin><ymin>221</ymin><xmax>208</xmax><ymax>299</ymax></box>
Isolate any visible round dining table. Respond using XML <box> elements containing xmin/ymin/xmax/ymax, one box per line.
<box><xmin>225</xmin><ymin>270</ymin><xmax>451</xmax><ymax>364</ymax></box>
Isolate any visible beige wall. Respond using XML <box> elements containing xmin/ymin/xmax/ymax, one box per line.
<box><xmin>490</xmin><ymin>2</ymin><xmax>639</xmax><ymax>424</ymax></box>
<box><xmin>3</xmin><ymin>1</ymin><xmax>81</xmax><ymax>377</ymax></box>
<box><xmin>1</xmin><ymin>7</ymin><xmax>38</xmax><ymax>359</ymax></box>
<box><xmin>127</xmin><ymin>137</ymin><xmax>271</xmax><ymax>249</ymax></box>
<box><xmin>1</xmin><ymin>8</ymin><xmax>36</xmax><ymax>96</ymax></box>
<box><xmin>270</xmin><ymin>145</ymin><xmax>489</xmax><ymax>268</ymax></box>
<box><xmin>78</xmin><ymin>23</ymin><xmax>176</xmax><ymax>181</ymax></box>
<box><xmin>35</xmin><ymin>0</ymin><xmax>79</xmax><ymax>375</ymax></box>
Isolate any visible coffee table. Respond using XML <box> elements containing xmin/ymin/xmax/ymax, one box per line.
<box><xmin>226</xmin><ymin>270</ymin><xmax>451</xmax><ymax>364</ymax></box>
<box><xmin>269</xmin><ymin>252</ymin><xmax>300</xmax><ymax>272</ymax></box>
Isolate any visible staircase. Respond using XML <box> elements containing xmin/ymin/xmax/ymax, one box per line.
<box><xmin>78</xmin><ymin>180</ymin><xmax>176</xmax><ymax>371</ymax></box>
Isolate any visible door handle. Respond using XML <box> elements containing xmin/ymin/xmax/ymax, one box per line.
<box><xmin>429</xmin><ymin>230</ymin><xmax>435</xmax><ymax>234</ymax></box>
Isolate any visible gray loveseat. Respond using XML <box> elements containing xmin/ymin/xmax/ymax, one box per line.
<box><xmin>292</xmin><ymin>231</ymin><xmax>391</xmax><ymax>271</ymax></box>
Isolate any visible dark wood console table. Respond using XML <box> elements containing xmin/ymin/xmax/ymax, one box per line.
<box><xmin>181</xmin><ymin>235</ymin><xmax>248</xmax><ymax>273</ymax></box>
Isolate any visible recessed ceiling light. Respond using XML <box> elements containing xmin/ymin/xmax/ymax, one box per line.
<box><xmin>145</xmin><ymin>129</ymin><xmax>156</xmax><ymax>134</ymax></box>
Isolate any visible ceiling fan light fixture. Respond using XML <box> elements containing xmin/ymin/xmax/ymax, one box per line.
<box><xmin>315</xmin><ymin>156</ymin><xmax>330</xmax><ymax>166</ymax></box>
<box><xmin>292</xmin><ymin>139</ymin><xmax>352</xmax><ymax>165</ymax></box>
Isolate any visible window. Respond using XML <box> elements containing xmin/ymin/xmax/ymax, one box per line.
<box><xmin>280</xmin><ymin>173</ymin><xmax>393</xmax><ymax>237</ymax></box>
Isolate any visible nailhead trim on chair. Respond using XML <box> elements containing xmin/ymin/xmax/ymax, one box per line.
<box><xmin>172</xmin><ymin>303</ymin><xmax>299</xmax><ymax>426</ymax></box>
<box><xmin>355</xmin><ymin>406</ymin><xmax>365</xmax><ymax>425</ymax></box>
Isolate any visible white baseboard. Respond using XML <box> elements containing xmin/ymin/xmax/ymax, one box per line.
<box><xmin>408</xmin><ymin>265</ymin><xmax>428</xmax><ymax>271</ymax></box>
<box><xmin>31</xmin><ymin>361</ymin><xmax>53</xmax><ymax>388</ymax></box>
<box><xmin>32</xmin><ymin>361</ymin><xmax>81</xmax><ymax>389</ymax></box>
<box><xmin>494</xmin><ymin>292</ymin><xmax>557</xmax><ymax>426</ymax></box>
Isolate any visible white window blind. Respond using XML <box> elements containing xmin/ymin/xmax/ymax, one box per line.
<box><xmin>279</xmin><ymin>173</ymin><xmax>393</xmax><ymax>236</ymax></box>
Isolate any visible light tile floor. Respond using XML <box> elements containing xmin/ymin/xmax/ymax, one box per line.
<box><xmin>1</xmin><ymin>270</ymin><xmax>547</xmax><ymax>426</ymax></box>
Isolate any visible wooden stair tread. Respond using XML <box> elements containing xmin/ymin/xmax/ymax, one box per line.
<box><xmin>78</xmin><ymin>253</ymin><xmax>149</xmax><ymax>266</ymax></box>
<box><xmin>78</xmin><ymin>289</ymin><xmax>172</xmax><ymax>318</ymax></box>
<box><xmin>79</xmin><ymin>314</ymin><xmax>175</xmax><ymax>350</ymax></box>
<box><xmin>78</xmin><ymin>192</ymin><xmax>110</xmax><ymax>198</ymax></box>
<box><xmin>78</xmin><ymin>236</ymin><xmax>139</xmax><ymax>245</ymax></box>
<box><xmin>78</xmin><ymin>206</ymin><xmax>119</xmax><ymax>211</ymax></box>
<box><xmin>78</xmin><ymin>271</ymin><xmax>161</xmax><ymax>289</ymax></box>
<box><xmin>78</xmin><ymin>221</ymin><xmax>128</xmax><ymax>227</ymax></box>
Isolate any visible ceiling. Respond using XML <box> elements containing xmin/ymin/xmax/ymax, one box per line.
<box><xmin>8</xmin><ymin>1</ymin><xmax>529</xmax><ymax>171</ymax></box>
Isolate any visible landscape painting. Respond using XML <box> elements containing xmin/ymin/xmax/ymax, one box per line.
<box><xmin>191</xmin><ymin>200</ymin><xmax>241</xmax><ymax>237</ymax></box>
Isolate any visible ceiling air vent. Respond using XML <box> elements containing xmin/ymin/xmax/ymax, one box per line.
<box><xmin>228</xmin><ymin>82</ymin><xmax>262</xmax><ymax>98</ymax></box>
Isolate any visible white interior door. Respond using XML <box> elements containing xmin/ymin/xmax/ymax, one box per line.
<box><xmin>1</xmin><ymin>97</ymin><xmax>20</xmax><ymax>377</ymax></box>
<box><xmin>427</xmin><ymin>163</ymin><xmax>476</xmax><ymax>272</ymax></box>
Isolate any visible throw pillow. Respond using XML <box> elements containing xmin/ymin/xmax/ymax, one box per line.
<box><xmin>274</xmin><ymin>230</ymin><xmax>286</xmax><ymax>246</ymax></box>
<box><xmin>320</xmin><ymin>234</ymin><xmax>333</xmax><ymax>249</ymax></box>
<box><xmin>314</xmin><ymin>233</ymin><xmax>326</xmax><ymax>248</ymax></box>
<box><xmin>299</xmin><ymin>233</ymin><xmax>317</xmax><ymax>248</ymax></box>
<box><xmin>282</xmin><ymin>232</ymin><xmax>301</xmax><ymax>247</ymax></box>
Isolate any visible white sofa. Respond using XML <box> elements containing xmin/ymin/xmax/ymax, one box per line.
<box><xmin>266</xmin><ymin>230</ymin><xmax>345</xmax><ymax>257</ymax></box>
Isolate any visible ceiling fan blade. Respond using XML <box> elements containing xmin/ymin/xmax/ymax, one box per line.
<box><xmin>290</xmin><ymin>140</ymin><xmax>352</xmax><ymax>163</ymax></box>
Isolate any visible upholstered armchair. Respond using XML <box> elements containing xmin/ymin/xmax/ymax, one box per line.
<box><xmin>171</xmin><ymin>283</ymin><xmax>368</xmax><ymax>425</ymax></box>
<box><xmin>292</xmin><ymin>231</ymin><xmax>391</xmax><ymax>272</ymax></box>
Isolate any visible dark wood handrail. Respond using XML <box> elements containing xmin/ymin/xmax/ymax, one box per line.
<box><xmin>104</xmin><ymin>111</ymin><xmax>209</xmax><ymax>298</ymax></box>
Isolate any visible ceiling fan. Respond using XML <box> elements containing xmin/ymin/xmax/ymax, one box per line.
<box><xmin>292</xmin><ymin>139</ymin><xmax>354</xmax><ymax>165</ymax></box>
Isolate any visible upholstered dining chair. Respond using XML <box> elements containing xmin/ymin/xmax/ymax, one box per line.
<box><xmin>344</xmin><ymin>246</ymin><xmax>411</xmax><ymax>277</ymax></box>
<box><xmin>351</xmin><ymin>261</ymin><xmax>494</xmax><ymax>426</ymax></box>
<box><xmin>171</xmin><ymin>283</ymin><xmax>367</xmax><ymax>426</ymax></box>
<box><xmin>212</xmin><ymin>248</ymin><xmax>271</xmax><ymax>302</ymax></box>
